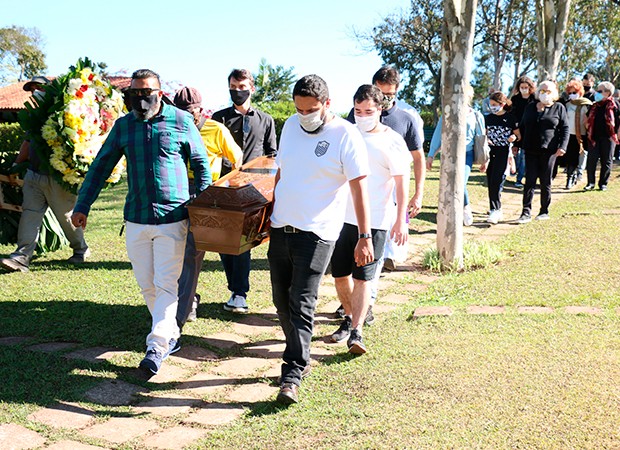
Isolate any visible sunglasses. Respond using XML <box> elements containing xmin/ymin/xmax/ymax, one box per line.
<box><xmin>129</xmin><ymin>88</ymin><xmax>160</xmax><ymax>97</ymax></box>
<box><xmin>596</xmin><ymin>90</ymin><xmax>604</xmax><ymax>93</ymax></box>
<box><xmin>539</xmin><ymin>89</ymin><xmax>552</xmax><ymax>94</ymax></box>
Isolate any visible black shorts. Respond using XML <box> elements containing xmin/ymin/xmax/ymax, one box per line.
<box><xmin>330</xmin><ymin>223</ymin><xmax>387</xmax><ymax>281</ymax></box>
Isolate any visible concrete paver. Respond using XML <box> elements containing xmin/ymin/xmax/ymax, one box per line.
<box><xmin>45</xmin><ymin>440</ymin><xmax>109</xmax><ymax>450</ymax></box>
<box><xmin>201</xmin><ymin>332</ymin><xmax>250</xmax><ymax>350</ymax></box>
<box><xmin>146</xmin><ymin>363</ymin><xmax>191</xmax><ymax>384</ymax></box>
<box><xmin>64</xmin><ymin>347</ymin><xmax>127</xmax><ymax>363</ymax></box>
<box><xmin>413</xmin><ymin>306</ymin><xmax>453</xmax><ymax>318</ymax></box>
<box><xmin>0</xmin><ymin>336</ymin><xmax>31</xmax><ymax>346</ymax></box>
<box><xmin>142</xmin><ymin>426</ymin><xmax>206</xmax><ymax>450</ymax></box>
<box><xmin>380</xmin><ymin>293</ymin><xmax>410</xmax><ymax>305</ymax></box>
<box><xmin>0</xmin><ymin>423</ymin><xmax>46</xmax><ymax>449</ymax></box>
<box><xmin>168</xmin><ymin>345</ymin><xmax>219</xmax><ymax>367</ymax></box>
<box><xmin>175</xmin><ymin>372</ymin><xmax>230</xmax><ymax>397</ymax></box>
<box><xmin>518</xmin><ymin>306</ymin><xmax>554</xmax><ymax>314</ymax></box>
<box><xmin>213</xmin><ymin>357</ymin><xmax>272</xmax><ymax>377</ymax></box>
<box><xmin>81</xmin><ymin>417</ymin><xmax>159</xmax><ymax>444</ymax></box>
<box><xmin>243</xmin><ymin>340</ymin><xmax>285</xmax><ymax>359</ymax></box>
<box><xmin>184</xmin><ymin>403</ymin><xmax>245</xmax><ymax>426</ymax></box>
<box><xmin>466</xmin><ymin>306</ymin><xmax>506</xmax><ymax>315</ymax></box>
<box><xmin>226</xmin><ymin>382</ymin><xmax>279</xmax><ymax>403</ymax></box>
<box><xmin>564</xmin><ymin>306</ymin><xmax>602</xmax><ymax>315</ymax></box>
<box><xmin>27</xmin><ymin>402</ymin><xmax>94</xmax><ymax>429</ymax></box>
<box><xmin>134</xmin><ymin>393</ymin><xmax>200</xmax><ymax>417</ymax></box>
<box><xmin>83</xmin><ymin>379</ymin><xmax>147</xmax><ymax>406</ymax></box>
<box><xmin>26</xmin><ymin>342</ymin><xmax>79</xmax><ymax>353</ymax></box>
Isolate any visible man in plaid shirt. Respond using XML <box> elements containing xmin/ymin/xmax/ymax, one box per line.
<box><xmin>72</xmin><ymin>69</ymin><xmax>211</xmax><ymax>376</ymax></box>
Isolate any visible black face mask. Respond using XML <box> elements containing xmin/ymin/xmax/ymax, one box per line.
<box><xmin>130</xmin><ymin>94</ymin><xmax>158</xmax><ymax>114</ymax></box>
<box><xmin>583</xmin><ymin>85</ymin><xmax>592</xmax><ymax>92</ymax></box>
<box><xmin>230</xmin><ymin>89</ymin><xmax>251</xmax><ymax>106</ymax></box>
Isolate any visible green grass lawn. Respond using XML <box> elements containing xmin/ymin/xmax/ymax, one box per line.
<box><xmin>1</xmin><ymin>168</ymin><xmax>619</xmax><ymax>448</ymax></box>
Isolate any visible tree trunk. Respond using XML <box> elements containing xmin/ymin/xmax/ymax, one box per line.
<box><xmin>536</xmin><ymin>0</ymin><xmax>571</xmax><ymax>80</ymax></box>
<box><xmin>437</xmin><ymin>0</ymin><xmax>478</xmax><ymax>270</ymax></box>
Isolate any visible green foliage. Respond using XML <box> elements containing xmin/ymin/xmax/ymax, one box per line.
<box><xmin>423</xmin><ymin>240</ymin><xmax>502</xmax><ymax>273</ymax></box>
<box><xmin>255</xmin><ymin>100</ymin><xmax>296</xmax><ymax>141</ymax></box>
<box><xmin>0</xmin><ymin>123</ymin><xmax>24</xmax><ymax>161</ymax></box>
<box><xmin>253</xmin><ymin>58</ymin><xmax>296</xmax><ymax>104</ymax></box>
<box><xmin>0</xmin><ymin>25</ymin><xmax>46</xmax><ymax>83</ymax></box>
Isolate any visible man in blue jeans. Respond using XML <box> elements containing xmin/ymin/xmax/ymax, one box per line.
<box><xmin>268</xmin><ymin>74</ymin><xmax>373</xmax><ymax>404</ymax></box>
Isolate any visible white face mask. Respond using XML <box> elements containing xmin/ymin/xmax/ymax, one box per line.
<box><xmin>354</xmin><ymin>114</ymin><xmax>378</xmax><ymax>133</ymax></box>
<box><xmin>490</xmin><ymin>105</ymin><xmax>502</xmax><ymax>114</ymax></box>
<box><xmin>568</xmin><ymin>93</ymin><xmax>579</xmax><ymax>101</ymax></box>
<box><xmin>298</xmin><ymin>109</ymin><xmax>324</xmax><ymax>133</ymax></box>
<box><xmin>539</xmin><ymin>92</ymin><xmax>552</xmax><ymax>104</ymax></box>
<box><xmin>520</xmin><ymin>88</ymin><xmax>530</xmax><ymax>96</ymax></box>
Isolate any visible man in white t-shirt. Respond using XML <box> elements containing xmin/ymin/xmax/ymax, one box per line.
<box><xmin>269</xmin><ymin>74</ymin><xmax>373</xmax><ymax>405</ymax></box>
<box><xmin>330</xmin><ymin>85</ymin><xmax>411</xmax><ymax>354</ymax></box>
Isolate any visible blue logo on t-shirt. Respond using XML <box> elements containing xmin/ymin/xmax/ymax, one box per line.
<box><xmin>315</xmin><ymin>140</ymin><xmax>329</xmax><ymax>157</ymax></box>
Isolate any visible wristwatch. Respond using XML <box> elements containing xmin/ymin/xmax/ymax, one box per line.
<box><xmin>359</xmin><ymin>233</ymin><xmax>372</xmax><ymax>239</ymax></box>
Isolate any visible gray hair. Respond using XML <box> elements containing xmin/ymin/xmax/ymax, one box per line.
<box><xmin>597</xmin><ymin>81</ymin><xmax>615</xmax><ymax>96</ymax></box>
<box><xmin>536</xmin><ymin>80</ymin><xmax>559</xmax><ymax>101</ymax></box>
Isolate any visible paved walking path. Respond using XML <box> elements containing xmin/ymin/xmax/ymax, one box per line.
<box><xmin>0</xmin><ymin>175</ymin><xmax>608</xmax><ymax>449</ymax></box>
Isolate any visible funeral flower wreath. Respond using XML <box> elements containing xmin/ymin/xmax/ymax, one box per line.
<box><xmin>20</xmin><ymin>57</ymin><xmax>126</xmax><ymax>194</ymax></box>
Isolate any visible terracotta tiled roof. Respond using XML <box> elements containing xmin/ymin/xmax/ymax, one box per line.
<box><xmin>0</xmin><ymin>76</ymin><xmax>132</xmax><ymax>112</ymax></box>
<box><xmin>0</xmin><ymin>82</ymin><xmax>33</xmax><ymax>111</ymax></box>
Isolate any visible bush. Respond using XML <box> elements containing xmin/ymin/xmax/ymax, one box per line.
<box><xmin>0</xmin><ymin>123</ymin><xmax>25</xmax><ymax>169</ymax></box>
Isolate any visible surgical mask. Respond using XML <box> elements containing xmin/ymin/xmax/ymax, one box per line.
<box><xmin>380</xmin><ymin>95</ymin><xmax>395</xmax><ymax>110</ymax></box>
<box><xmin>594</xmin><ymin>92</ymin><xmax>604</xmax><ymax>102</ymax></box>
<box><xmin>520</xmin><ymin>88</ymin><xmax>530</xmax><ymax>96</ymax></box>
<box><xmin>539</xmin><ymin>93</ymin><xmax>552</xmax><ymax>104</ymax></box>
<box><xmin>131</xmin><ymin>94</ymin><xmax>159</xmax><ymax>120</ymax></box>
<box><xmin>490</xmin><ymin>105</ymin><xmax>502</xmax><ymax>114</ymax></box>
<box><xmin>568</xmin><ymin>93</ymin><xmax>579</xmax><ymax>101</ymax></box>
<box><xmin>354</xmin><ymin>114</ymin><xmax>378</xmax><ymax>133</ymax></box>
<box><xmin>230</xmin><ymin>89</ymin><xmax>251</xmax><ymax>106</ymax></box>
<box><xmin>298</xmin><ymin>109</ymin><xmax>325</xmax><ymax>133</ymax></box>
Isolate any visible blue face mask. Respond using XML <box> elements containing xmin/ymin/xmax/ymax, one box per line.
<box><xmin>594</xmin><ymin>92</ymin><xmax>605</xmax><ymax>102</ymax></box>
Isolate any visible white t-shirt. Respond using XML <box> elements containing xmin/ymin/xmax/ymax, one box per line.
<box><xmin>271</xmin><ymin>114</ymin><xmax>369</xmax><ymax>241</ymax></box>
<box><xmin>344</xmin><ymin>127</ymin><xmax>412</xmax><ymax>230</ymax></box>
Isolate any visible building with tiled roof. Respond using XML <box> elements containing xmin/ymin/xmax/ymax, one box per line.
<box><xmin>0</xmin><ymin>76</ymin><xmax>132</xmax><ymax>123</ymax></box>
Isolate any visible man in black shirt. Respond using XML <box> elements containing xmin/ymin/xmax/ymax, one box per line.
<box><xmin>211</xmin><ymin>69</ymin><xmax>278</xmax><ymax>313</ymax></box>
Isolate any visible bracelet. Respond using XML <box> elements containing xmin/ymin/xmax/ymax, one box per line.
<box><xmin>358</xmin><ymin>233</ymin><xmax>372</xmax><ymax>239</ymax></box>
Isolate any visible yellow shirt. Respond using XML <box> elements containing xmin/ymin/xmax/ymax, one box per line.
<box><xmin>189</xmin><ymin>119</ymin><xmax>243</xmax><ymax>181</ymax></box>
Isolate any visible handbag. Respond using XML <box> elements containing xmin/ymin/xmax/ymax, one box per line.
<box><xmin>473</xmin><ymin>111</ymin><xmax>491</xmax><ymax>164</ymax></box>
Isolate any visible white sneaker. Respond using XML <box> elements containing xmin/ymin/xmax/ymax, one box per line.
<box><xmin>463</xmin><ymin>205</ymin><xmax>474</xmax><ymax>226</ymax></box>
<box><xmin>486</xmin><ymin>209</ymin><xmax>503</xmax><ymax>225</ymax></box>
<box><xmin>223</xmin><ymin>294</ymin><xmax>249</xmax><ymax>313</ymax></box>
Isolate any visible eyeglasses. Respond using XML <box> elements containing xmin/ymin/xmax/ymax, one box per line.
<box><xmin>129</xmin><ymin>88</ymin><xmax>160</xmax><ymax>97</ymax></box>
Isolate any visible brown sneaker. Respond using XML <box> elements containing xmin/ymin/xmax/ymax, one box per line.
<box><xmin>277</xmin><ymin>383</ymin><xmax>299</xmax><ymax>404</ymax></box>
<box><xmin>0</xmin><ymin>258</ymin><xmax>29</xmax><ymax>273</ymax></box>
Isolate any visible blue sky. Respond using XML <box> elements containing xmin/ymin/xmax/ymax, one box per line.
<box><xmin>3</xmin><ymin>0</ymin><xmax>411</xmax><ymax>113</ymax></box>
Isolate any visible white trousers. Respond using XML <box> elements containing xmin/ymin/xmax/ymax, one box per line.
<box><xmin>125</xmin><ymin>220</ymin><xmax>188</xmax><ymax>353</ymax></box>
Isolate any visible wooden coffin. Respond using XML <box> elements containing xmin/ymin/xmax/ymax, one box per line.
<box><xmin>187</xmin><ymin>156</ymin><xmax>277</xmax><ymax>255</ymax></box>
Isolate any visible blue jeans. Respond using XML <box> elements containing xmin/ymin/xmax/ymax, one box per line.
<box><xmin>268</xmin><ymin>227</ymin><xmax>335</xmax><ymax>386</ymax></box>
<box><xmin>464</xmin><ymin>163</ymin><xmax>472</xmax><ymax>206</ymax></box>
<box><xmin>219</xmin><ymin>251</ymin><xmax>251</xmax><ymax>297</ymax></box>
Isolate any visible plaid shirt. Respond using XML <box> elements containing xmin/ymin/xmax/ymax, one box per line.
<box><xmin>74</xmin><ymin>103</ymin><xmax>211</xmax><ymax>224</ymax></box>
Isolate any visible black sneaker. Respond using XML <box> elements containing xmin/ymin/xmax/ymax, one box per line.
<box><xmin>347</xmin><ymin>329</ymin><xmax>367</xmax><ymax>355</ymax></box>
<box><xmin>364</xmin><ymin>306</ymin><xmax>376</xmax><ymax>326</ymax></box>
<box><xmin>139</xmin><ymin>349</ymin><xmax>164</xmax><ymax>376</ymax></box>
<box><xmin>331</xmin><ymin>316</ymin><xmax>352</xmax><ymax>343</ymax></box>
<box><xmin>334</xmin><ymin>304</ymin><xmax>345</xmax><ymax>318</ymax></box>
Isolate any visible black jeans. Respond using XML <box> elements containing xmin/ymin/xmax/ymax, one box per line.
<box><xmin>487</xmin><ymin>146</ymin><xmax>509</xmax><ymax>211</ymax></box>
<box><xmin>268</xmin><ymin>227</ymin><xmax>335</xmax><ymax>386</ymax></box>
<box><xmin>522</xmin><ymin>151</ymin><xmax>557</xmax><ymax>216</ymax></box>
<box><xmin>587</xmin><ymin>137</ymin><xmax>616</xmax><ymax>188</ymax></box>
<box><xmin>219</xmin><ymin>251</ymin><xmax>251</xmax><ymax>298</ymax></box>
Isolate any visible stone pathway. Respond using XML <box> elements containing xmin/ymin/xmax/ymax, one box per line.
<box><xmin>0</xmin><ymin>175</ymin><xmax>610</xmax><ymax>449</ymax></box>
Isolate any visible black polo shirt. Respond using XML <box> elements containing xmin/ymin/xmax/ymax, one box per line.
<box><xmin>211</xmin><ymin>106</ymin><xmax>278</xmax><ymax>170</ymax></box>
